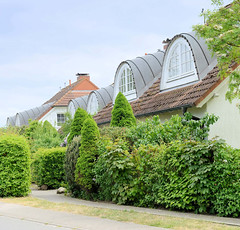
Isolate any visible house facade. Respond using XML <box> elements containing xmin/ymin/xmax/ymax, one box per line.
<box><xmin>92</xmin><ymin>32</ymin><xmax>240</xmax><ymax>148</ymax></box>
<box><xmin>7</xmin><ymin>73</ymin><xmax>99</xmax><ymax>129</ymax></box>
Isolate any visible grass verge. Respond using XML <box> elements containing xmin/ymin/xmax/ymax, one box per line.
<box><xmin>0</xmin><ymin>196</ymin><xmax>239</xmax><ymax>230</ymax></box>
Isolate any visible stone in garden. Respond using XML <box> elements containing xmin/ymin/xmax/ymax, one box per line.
<box><xmin>57</xmin><ymin>187</ymin><xmax>66</xmax><ymax>194</ymax></box>
<box><xmin>40</xmin><ymin>184</ymin><xmax>48</xmax><ymax>190</ymax></box>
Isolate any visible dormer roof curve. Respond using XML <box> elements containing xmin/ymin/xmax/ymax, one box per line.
<box><xmin>166</xmin><ymin>32</ymin><xmax>217</xmax><ymax>80</ymax></box>
<box><xmin>114</xmin><ymin>51</ymin><xmax>164</xmax><ymax>99</ymax></box>
<box><xmin>68</xmin><ymin>95</ymin><xmax>89</xmax><ymax>116</ymax></box>
<box><xmin>87</xmin><ymin>84</ymin><xmax>114</xmax><ymax>111</ymax></box>
<box><xmin>15</xmin><ymin>102</ymin><xmax>54</xmax><ymax>126</ymax></box>
<box><xmin>6</xmin><ymin>115</ymin><xmax>17</xmax><ymax>126</ymax></box>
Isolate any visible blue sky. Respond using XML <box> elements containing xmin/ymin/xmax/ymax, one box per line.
<box><xmin>0</xmin><ymin>0</ymin><xmax>231</xmax><ymax>127</ymax></box>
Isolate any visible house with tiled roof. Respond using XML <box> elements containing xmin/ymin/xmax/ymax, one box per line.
<box><xmin>7</xmin><ymin>73</ymin><xmax>98</xmax><ymax>129</ymax></box>
<box><xmin>92</xmin><ymin>32</ymin><xmax>240</xmax><ymax>148</ymax></box>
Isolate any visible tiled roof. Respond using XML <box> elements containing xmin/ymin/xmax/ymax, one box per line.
<box><xmin>94</xmin><ymin>65</ymin><xmax>221</xmax><ymax>124</ymax></box>
<box><xmin>44</xmin><ymin>77</ymin><xmax>98</xmax><ymax>107</ymax></box>
<box><xmin>54</xmin><ymin>90</ymin><xmax>92</xmax><ymax>106</ymax></box>
<box><xmin>44</xmin><ymin>80</ymin><xmax>81</xmax><ymax>105</ymax></box>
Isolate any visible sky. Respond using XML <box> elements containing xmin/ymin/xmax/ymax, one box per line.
<box><xmin>0</xmin><ymin>0</ymin><xmax>232</xmax><ymax>127</ymax></box>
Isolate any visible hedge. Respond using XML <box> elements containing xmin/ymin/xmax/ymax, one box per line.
<box><xmin>0</xmin><ymin>134</ymin><xmax>31</xmax><ymax>197</ymax></box>
<box><xmin>32</xmin><ymin>147</ymin><xmax>66</xmax><ymax>189</ymax></box>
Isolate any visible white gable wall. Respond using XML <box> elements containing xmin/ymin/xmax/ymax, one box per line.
<box><xmin>197</xmin><ymin>79</ymin><xmax>240</xmax><ymax>149</ymax></box>
<box><xmin>39</xmin><ymin>106</ymin><xmax>67</xmax><ymax>130</ymax></box>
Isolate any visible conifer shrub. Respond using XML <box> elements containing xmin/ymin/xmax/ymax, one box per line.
<box><xmin>75</xmin><ymin>118</ymin><xmax>100</xmax><ymax>193</ymax></box>
<box><xmin>0</xmin><ymin>134</ymin><xmax>31</xmax><ymax>197</ymax></box>
<box><xmin>67</xmin><ymin>108</ymin><xmax>88</xmax><ymax>144</ymax></box>
<box><xmin>32</xmin><ymin>147</ymin><xmax>66</xmax><ymax>189</ymax></box>
<box><xmin>110</xmin><ymin>92</ymin><xmax>136</xmax><ymax>127</ymax></box>
<box><xmin>64</xmin><ymin>136</ymin><xmax>81</xmax><ymax>196</ymax></box>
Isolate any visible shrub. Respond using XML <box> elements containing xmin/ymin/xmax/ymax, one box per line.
<box><xmin>67</xmin><ymin>108</ymin><xmax>88</xmax><ymax>144</ymax></box>
<box><xmin>58</xmin><ymin>112</ymin><xmax>73</xmax><ymax>139</ymax></box>
<box><xmin>94</xmin><ymin>139</ymin><xmax>135</xmax><ymax>204</ymax></box>
<box><xmin>24</xmin><ymin>120</ymin><xmax>62</xmax><ymax>152</ymax></box>
<box><xmin>99</xmin><ymin>126</ymin><xmax>128</xmax><ymax>142</ymax></box>
<box><xmin>0</xmin><ymin>135</ymin><xmax>31</xmax><ymax>197</ymax></box>
<box><xmin>127</xmin><ymin>113</ymin><xmax>218</xmax><ymax>148</ymax></box>
<box><xmin>110</xmin><ymin>92</ymin><xmax>136</xmax><ymax>127</ymax></box>
<box><xmin>156</xmin><ymin>140</ymin><xmax>240</xmax><ymax>216</ymax></box>
<box><xmin>211</xmin><ymin>147</ymin><xmax>240</xmax><ymax>217</ymax></box>
<box><xmin>32</xmin><ymin>147</ymin><xmax>66</xmax><ymax>189</ymax></box>
<box><xmin>75</xmin><ymin>118</ymin><xmax>100</xmax><ymax>192</ymax></box>
<box><xmin>64</xmin><ymin>136</ymin><xmax>81</xmax><ymax>196</ymax></box>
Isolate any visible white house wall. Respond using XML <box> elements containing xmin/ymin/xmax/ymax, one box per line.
<box><xmin>39</xmin><ymin>107</ymin><xmax>67</xmax><ymax>130</ymax></box>
<box><xmin>204</xmin><ymin>80</ymin><xmax>240</xmax><ymax>148</ymax></box>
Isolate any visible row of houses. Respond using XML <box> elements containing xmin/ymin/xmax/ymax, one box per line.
<box><xmin>7</xmin><ymin>32</ymin><xmax>240</xmax><ymax>148</ymax></box>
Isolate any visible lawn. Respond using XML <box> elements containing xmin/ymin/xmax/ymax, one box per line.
<box><xmin>0</xmin><ymin>196</ymin><xmax>239</xmax><ymax>230</ymax></box>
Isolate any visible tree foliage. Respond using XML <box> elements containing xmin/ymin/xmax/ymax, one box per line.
<box><xmin>64</xmin><ymin>136</ymin><xmax>81</xmax><ymax>196</ymax></box>
<box><xmin>193</xmin><ymin>0</ymin><xmax>240</xmax><ymax>102</ymax></box>
<box><xmin>110</xmin><ymin>92</ymin><xmax>136</xmax><ymax>127</ymax></box>
<box><xmin>24</xmin><ymin>120</ymin><xmax>62</xmax><ymax>152</ymax></box>
<box><xmin>67</xmin><ymin>108</ymin><xmax>88</xmax><ymax>144</ymax></box>
<box><xmin>58</xmin><ymin>112</ymin><xmax>73</xmax><ymax>139</ymax></box>
<box><xmin>75</xmin><ymin>118</ymin><xmax>100</xmax><ymax>192</ymax></box>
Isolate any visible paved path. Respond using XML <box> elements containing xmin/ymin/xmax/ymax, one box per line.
<box><xmin>0</xmin><ymin>201</ymin><xmax>166</xmax><ymax>230</ymax></box>
<box><xmin>31</xmin><ymin>189</ymin><xmax>240</xmax><ymax>227</ymax></box>
<box><xmin>0</xmin><ymin>215</ymin><xmax>72</xmax><ymax>230</ymax></box>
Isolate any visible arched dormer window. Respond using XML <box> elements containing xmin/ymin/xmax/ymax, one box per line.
<box><xmin>87</xmin><ymin>93</ymin><xmax>98</xmax><ymax>115</ymax></box>
<box><xmin>161</xmin><ymin>37</ymin><xmax>198</xmax><ymax>90</ymax></box>
<box><xmin>168</xmin><ymin>42</ymin><xmax>194</xmax><ymax>81</ymax></box>
<box><xmin>115</xmin><ymin>63</ymin><xmax>136</xmax><ymax>101</ymax></box>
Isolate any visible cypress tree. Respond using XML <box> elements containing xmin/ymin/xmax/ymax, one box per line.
<box><xmin>110</xmin><ymin>92</ymin><xmax>136</xmax><ymax>127</ymax></box>
<box><xmin>75</xmin><ymin>117</ymin><xmax>100</xmax><ymax>192</ymax></box>
<box><xmin>67</xmin><ymin>108</ymin><xmax>88</xmax><ymax>144</ymax></box>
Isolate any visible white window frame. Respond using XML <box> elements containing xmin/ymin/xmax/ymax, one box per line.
<box><xmin>87</xmin><ymin>93</ymin><xmax>99</xmax><ymax>115</ymax></box>
<box><xmin>114</xmin><ymin>63</ymin><xmax>136</xmax><ymax>102</ymax></box>
<box><xmin>167</xmin><ymin>41</ymin><xmax>195</xmax><ymax>82</ymax></box>
<box><xmin>161</xmin><ymin>38</ymin><xmax>198</xmax><ymax>91</ymax></box>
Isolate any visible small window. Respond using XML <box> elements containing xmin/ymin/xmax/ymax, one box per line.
<box><xmin>57</xmin><ymin>114</ymin><xmax>65</xmax><ymax>125</ymax></box>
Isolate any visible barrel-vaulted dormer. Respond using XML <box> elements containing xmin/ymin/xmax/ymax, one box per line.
<box><xmin>87</xmin><ymin>84</ymin><xmax>114</xmax><ymax>115</ymax></box>
<box><xmin>160</xmin><ymin>32</ymin><xmax>217</xmax><ymax>91</ymax></box>
<box><xmin>113</xmin><ymin>51</ymin><xmax>164</xmax><ymax>102</ymax></box>
<box><xmin>6</xmin><ymin>115</ymin><xmax>17</xmax><ymax>126</ymax></box>
<box><xmin>14</xmin><ymin>102</ymin><xmax>54</xmax><ymax>126</ymax></box>
<box><xmin>68</xmin><ymin>95</ymin><xmax>88</xmax><ymax>118</ymax></box>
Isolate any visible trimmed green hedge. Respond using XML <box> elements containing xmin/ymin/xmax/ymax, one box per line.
<box><xmin>0</xmin><ymin>135</ymin><xmax>31</xmax><ymax>197</ymax></box>
<box><xmin>32</xmin><ymin>147</ymin><xmax>66</xmax><ymax>189</ymax></box>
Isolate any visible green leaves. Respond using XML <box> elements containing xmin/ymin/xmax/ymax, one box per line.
<box><xmin>0</xmin><ymin>134</ymin><xmax>31</xmax><ymax>197</ymax></box>
<box><xmin>32</xmin><ymin>147</ymin><xmax>66</xmax><ymax>189</ymax></box>
<box><xmin>111</xmin><ymin>92</ymin><xmax>136</xmax><ymax>127</ymax></box>
<box><xmin>67</xmin><ymin>108</ymin><xmax>89</xmax><ymax>144</ymax></box>
<box><xmin>75</xmin><ymin>118</ymin><xmax>100</xmax><ymax>193</ymax></box>
<box><xmin>193</xmin><ymin>0</ymin><xmax>240</xmax><ymax>101</ymax></box>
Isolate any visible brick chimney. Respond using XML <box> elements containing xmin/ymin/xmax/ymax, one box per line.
<box><xmin>76</xmin><ymin>73</ymin><xmax>90</xmax><ymax>81</ymax></box>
